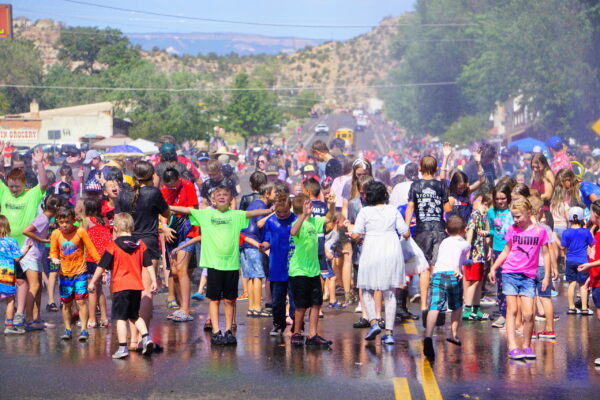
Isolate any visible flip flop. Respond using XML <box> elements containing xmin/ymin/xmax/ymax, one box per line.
<box><xmin>446</xmin><ymin>338</ymin><xmax>462</xmax><ymax>346</ymax></box>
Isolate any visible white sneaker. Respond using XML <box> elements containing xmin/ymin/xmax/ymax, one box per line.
<box><xmin>354</xmin><ymin>304</ymin><xmax>362</xmax><ymax>313</ymax></box>
<box><xmin>492</xmin><ymin>316</ymin><xmax>506</xmax><ymax>328</ymax></box>
<box><xmin>595</xmin><ymin>357</ymin><xmax>600</xmax><ymax>366</ymax></box>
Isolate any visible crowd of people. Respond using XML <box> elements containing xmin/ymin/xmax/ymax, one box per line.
<box><xmin>0</xmin><ymin>131</ymin><xmax>600</xmax><ymax>366</ymax></box>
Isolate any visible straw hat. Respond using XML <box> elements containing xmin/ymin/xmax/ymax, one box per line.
<box><xmin>211</xmin><ymin>146</ymin><xmax>238</xmax><ymax>161</ymax></box>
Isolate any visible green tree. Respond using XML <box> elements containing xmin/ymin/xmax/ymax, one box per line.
<box><xmin>226</xmin><ymin>73</ymin><xmax>281</xmax><ymax>149</ymax></box>
<box><xmin>58</xmin><ymin>27</ymin><xmax>132</xmax><ymax>73</ymax></box>
<box><xmin>0</xmin><ymin>39</ymin><xmax>43</xmax><ymax>113</ymax></box>
<box><xmin>441</xmin><ymin>114</ymin><xmax>489</xmax><ymax>145</ymax></box>
<box><xmin>459</xmin><ymin>0</ymin><xmax>600</xmax><ymax>139</ymax></box>
<box><xmin>380</xmin><ymin>0</ymin><xmax>479</xmax><ymax>136</ymax></box>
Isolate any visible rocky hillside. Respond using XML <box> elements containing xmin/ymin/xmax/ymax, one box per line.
<box><xmin>13</xmin><ymin>15</ymin><xmax>406</xmax><ymax>103</ymax></box>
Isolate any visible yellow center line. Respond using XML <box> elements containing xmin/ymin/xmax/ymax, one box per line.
<box><xmin>393</xmin><ymin>377</ymin><xmax>411</xmax><ymax>400</ymax></box>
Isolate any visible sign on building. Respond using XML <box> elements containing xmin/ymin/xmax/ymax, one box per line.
<box><xmin>0</xmin><ymin>128</ymin><xmax>39</xmax><ymax>141</ymax></box>
<box><xmin>0</xmin><ymin>4</ymin><xmax>12</xmax><ymax>39</ymax></box>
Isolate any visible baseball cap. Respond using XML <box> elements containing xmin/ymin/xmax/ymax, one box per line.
<box><xmin>66</xmin><ymin>148</ymin><xmax>80</xmax><ymax>157</ymax></box>
<box><xmin>545</xmin><ymin>136</ymin><xmax>564</xmax><ymax>151</ymax></box>
<box><xmin>302</xmin><ymin>164</ymin><xmax>316</xmax><ymax>174</ymax></box>
<box><xmin>265</xmin><ymin>163</ymin><xmax>279</xmax><ymax>176</ymax></box>
<box><xmin>160</xmin><ymin>143</ymin><xmax>177</xmax><ymax>162</ymax></box>
<box><xmin>532</xmin><ymin>145</ymin><xmax>542</xmax><ymax>154</ymax></box>
<box><xmin>567</xmin><ymin>206</ymin><xmax>584</xmax><ymax>223</ymax></box>
<box><xmin>197</xmin><ymin>150</ymin><xmax>210</xmax><ymax>161</ymax></box>
<box><xmin>83</xmin><ymin>150</ymin><xmax>101</xmax><ymax>164</ymax></box>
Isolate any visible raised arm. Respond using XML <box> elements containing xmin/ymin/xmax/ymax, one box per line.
<box><xmin>469</xmin><ymin>149</ymin><xmax>485</xmax><ymax>192</ymax></box>
<box><xmin>291</xmin><ymin>200</ymin><xmax>311</xmax><ymax>237</ymax></box>
<box><xmin>439</xmin><ymin>142</ymin><xmax>452</xmax><ymax>182</ymax></box>
<box><xmin>32</xmin><ymin>146</ymin><xmax>49</xmax><ymax>192</ymax></box>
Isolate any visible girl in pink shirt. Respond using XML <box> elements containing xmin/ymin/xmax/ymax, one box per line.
<box><xmin>489</xmin><ymin>198</ymin><xmax>550</xmax><ymax>361</ymax></box>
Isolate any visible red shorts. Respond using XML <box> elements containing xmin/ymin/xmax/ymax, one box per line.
<box><xmin>463</xmin><ymin>262</ymin><xmax>484</xmax><ymax>282</ymax></box>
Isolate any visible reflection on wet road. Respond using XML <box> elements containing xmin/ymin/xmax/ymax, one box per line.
<box><xmin>1</xmin><ymin>291</ymin><xmax>600</xmax><ymax>399</ymax></box>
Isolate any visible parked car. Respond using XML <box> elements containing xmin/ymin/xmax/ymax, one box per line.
<box><xmin>315</xmin><ymin>123</ymin><xmax>330</xmax><ymax>135</ymax></box>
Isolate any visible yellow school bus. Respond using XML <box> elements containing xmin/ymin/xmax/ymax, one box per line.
<box><xmin>335</xmin><ymin>128</ymin><xmax>354</xmax><ymax>150</ymax></box>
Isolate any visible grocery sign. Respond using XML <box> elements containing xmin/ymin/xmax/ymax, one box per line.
<box><xmin>0</xmin><ymin>4</ymin><xmax>12</xmax><ymax>39</ymax></box>
<box><xmin>0</xmin><ymin>128</ymin><xmax>39</xmax><ymax>141</ymax></box>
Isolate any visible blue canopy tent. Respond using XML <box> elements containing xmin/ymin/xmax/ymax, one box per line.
<box><xmin>508</xmin><ymin>138</ymin><xmax>548</xmax><ymax>153</ymax></box>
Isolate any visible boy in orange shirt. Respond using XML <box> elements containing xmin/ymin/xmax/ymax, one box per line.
<box><xmin>88</xmin><ymin>213</ymin><xmax>157</xmax><ymax>359</ymax></box>
<box><xmin>50</xmin><ymin>207</ymin><xmax>100</xmax><ymax>342</ymax></box>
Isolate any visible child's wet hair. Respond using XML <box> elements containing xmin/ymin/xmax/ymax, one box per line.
<box><xmin>446</xmin><ymin>214</ymin><xmax>466</xmax><ymax>235</ymax></box>
<box><xmin>302</xmin><ymin>178</ymin><xmax>321</xmax><ymax>198</ymax></box>
<box><xmin>419</xmin><ymin>156</ymin><xmax>437</xmax><ymax>175</ymax></box>
<box><xmin>56</xmin><ymin>206</ymin><xmax>76</xmax><ymax>221</ymax></box>
<box><xmin>509</xmin><ymin>198</ymin><xmax>532</xmax><ymax>214</ymax></box>
<box><xmin>292</xmin><ymin>193</ymin><xmax>309</xmax><ymax>215</ymax></box>
<box><xmin>592</xmin><ymin>200</ymin><xmax>600</xmax><ymax>216</ymax></box>
<box><xmin>113</xmin><ymin>213</ymin><xmax>134</xmax><ymax>233</ymax></box>
<box><xmin>527</xmin><ymin>195</ymin><xmax>543</xmax><ymax>214</ymax></box>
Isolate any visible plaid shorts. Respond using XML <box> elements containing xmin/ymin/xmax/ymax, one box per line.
<box><xmin>428</xmin><ymin>272</ymin><xmax>463</xmax><ymax>311</ymax></box>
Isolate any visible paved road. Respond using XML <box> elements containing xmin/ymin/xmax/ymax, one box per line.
<box><xmin>2</xmin><ymin>284</ymin><xmax>600</xmax><ymax>399</ymax></box>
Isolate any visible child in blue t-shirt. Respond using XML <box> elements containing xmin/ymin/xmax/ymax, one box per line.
<box><xmin>561</xmin><ymin>207</ymin><xmax>595</xmax><ymax>314</ymax></box>
<box><xmin>261</xmin><ymin>193</ymin><xmax>297</xmax><ymax>336</ymax></box>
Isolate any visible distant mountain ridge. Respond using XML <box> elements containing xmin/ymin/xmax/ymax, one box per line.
<box><xmin>127</xmin><ymin>32</ymin><xmax>326</xmax><ymax>56</ymax></box>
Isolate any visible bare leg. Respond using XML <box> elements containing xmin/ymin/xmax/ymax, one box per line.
<box><xmin>505</xmin><ymin>296</ymin><xmax>519</xmax><ymax>350</ymax></box>
<box><xmin>327</xmin><ymin>276</ymin><xmax>336</xmax><ymax>304</ymax></box>
<box><xmin>16</xmin><ymin>279</ymin><xmax>28</xmax><ymax>315</ymax></box>
<box><xmin>540</xmin><ymin>297</ymin><xmax>555</xmax><ymax>332</ymax></box>
<box><xmin>520</xmin><ymin>296</ymin><xmax>535</xmax><ymax>348</ymax></box>
<box><xmin>5</xmin><ymin>297</ymin><xmax>15</xmax><ymax>320</ymax></box>
<box><xmin>567</xmin><ymin>281</ymin><xmax>576</xmax><ymax>310</ymax></box>
<box><xmin>425</xmin><ymin>309</ymin><xmax>439</xmax><ymax>338</ymax></box>
<box><xmin>131</xmin><ymin>260</ymin><xmax>156</xmax><ymax>346</ymax></box>
<box><xmin>420</xmin><ymin>268</ymin><xmax>431</xmax><ymax>311</ymax></box>
<box><xmin>449</xmin><ymin>308</ymin><xmax>462</xmax><ymax>341</ymax></box>
<box><xmin>62</xmin><ymin>301</ymin><xmax>72</xmax><ymax>330</ymax></box>
<box><xmin>174</xmin><ymin>251</ymin><xmax>191</xmax><ymax>314</ymax></box>
<box><xmin>294</xmin><ymin>308</ymin><xmax>307</xmax><ymax>334</ymax></box>
<box><xmin>209</xmin><ymin>300</ymin><xmax>221</xmax><ymax>333</ymax></box>
<box><xmin>47</xmin><ymin>272</ymin><xmax>58</xmax><ymax>306</ymax></box>
<box><xmin>96</xmin><ymin>282</ymin><xmax>108</xmax><ymax>323</ymax></box>
<box><xmin>224</xmin><ymin>299</ymin><xmax>235</xmax><ymax>331</ymax></box>
<box><xmin>308</xmin><ymin>305</ymin><xmax>321</xmax><ymax>337</ymax></box>
<box><xmin>76</xmin><ymin>299</ymin><xmax>89</xmax><ymax>329</ymax></box>
<box><xmin>580</xmin><ymin>285</ymin><xmax>589</xmax><ymax>310</ymax></box>
<box><xmin>25</xmin><ymin>270</ymin><xmax>41</xmax><ymax>323</ymax></box>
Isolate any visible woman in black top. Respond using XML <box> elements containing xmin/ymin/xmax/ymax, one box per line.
<box><xmin>115</xmin><ymin>160</ymin><xmax>170</xmax><ymax>350</ymax></box>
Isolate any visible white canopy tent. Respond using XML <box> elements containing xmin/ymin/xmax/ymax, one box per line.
<box><xmin>129</xmin><ymin>138</ymin><xmax>159</xmax><ymax>154</ymax></box>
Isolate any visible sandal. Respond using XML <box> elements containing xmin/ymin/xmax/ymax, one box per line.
<box><xmin>446</xmin><ymin>338</ymin><xmax>462</xmax><ymax>346</ymax></box>
<box><xmin>87</xmin><ymin>321</ymin><xmax>98</xmax><ymax>329</ymax></box>
<box><xmin>566</xmin><ymin>308</ymin><xmax>579</xmax><ymax>314</ymax></box>
<box><xmin>166</xmin><ymin>299</ymin><xmax>180</xmax><ymax>310</ymax></box>
<box><xmin>99</xmin><ymin>320</ymin><xmax>110</xmax><ymax>328</ymax></box>
<box><xmin>171</xmin><ymin>311</ymin><xmax>194</xmax><ymax>322</ymax></box>
<box><xmin>46</xmin><ymin>303</ymin><xmax>59</xmax><ymax>312</ymax></box>
<box><xmin>256</xmin><ymin>308</ymin><xmax>272</xmax><ymax>318</ymax></box>
<box><xmin>246</xmin><ymin>309</ymin><xmax>258</xmax><ymax>317</ymax></box>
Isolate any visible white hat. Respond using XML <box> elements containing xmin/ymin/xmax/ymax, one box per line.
<box><xmin>592</xmin><ymin>148</ymin><xmax>600</xmax><ymax>157</ymax></box>
<box><xmin>568</xmin><ymin>206</ymin><xmax>584</xmax><ymax>223</ymax></box>
<box><xmin>532</xmin><ymin>145</ymin><xmax>542</xmax><ymax>153</ymax></box>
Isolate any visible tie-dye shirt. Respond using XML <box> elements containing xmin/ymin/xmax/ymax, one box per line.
<box><xmin>0</xmin><ymin>237</ymin><xmax>22</xmax><ymax>297</ymax></box>
<box><xmin>50</xmin><ymin>227</ymin><xmax>100</xmax><ymax>276</ymax></box>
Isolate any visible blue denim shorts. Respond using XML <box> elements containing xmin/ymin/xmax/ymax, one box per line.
<box><xmin>535</xmin><ymin>266</ymin><xmax>553</xmax><ymax>298</ymax></box>
<box><xmin>502</xmin><ymin>273</ymin><xmax>536</xmax><ymax>298</ymax></box>
<box><xmin>240</xmin><ymin>247</ymin><xmax>266</xmax><ymax>279</ymax></box>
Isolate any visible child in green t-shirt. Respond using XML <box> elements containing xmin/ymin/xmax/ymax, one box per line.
<box><xmin>289</xmin><ymin>193</ymin><xmax>336</xmax><ymax>347</ymax></box>
<box><xmin>170</xmin><ymin>184</ymin><xmax>272</xmax><ymax>346</ymax></box>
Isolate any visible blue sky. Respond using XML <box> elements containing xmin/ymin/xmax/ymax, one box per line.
<box><xmin>15</xmin><ymin>0</ymin><xmax>415</xmax><ymax>40</ymax></box>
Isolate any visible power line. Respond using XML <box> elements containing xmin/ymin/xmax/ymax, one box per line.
<box><xmin>61</xmin><ymin>0</ymin><xmax>476</xmax><ymax>29</ymax></box>
<box><xmin>0</xmin><ymin>82</ymin><xmax>457</xmax><ymax>92</ymax></box>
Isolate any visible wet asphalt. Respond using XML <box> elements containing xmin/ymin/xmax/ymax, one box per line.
<box><xmin>2</xmin><ymin>282</ymin><xmax>600</xmax><ymax>400</ymax></box>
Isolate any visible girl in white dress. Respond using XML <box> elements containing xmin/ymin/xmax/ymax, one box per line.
<box><xmin>351</xmin><ymin>181</ymin><xmax>410</xmax><ymax>344</ymax></box>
